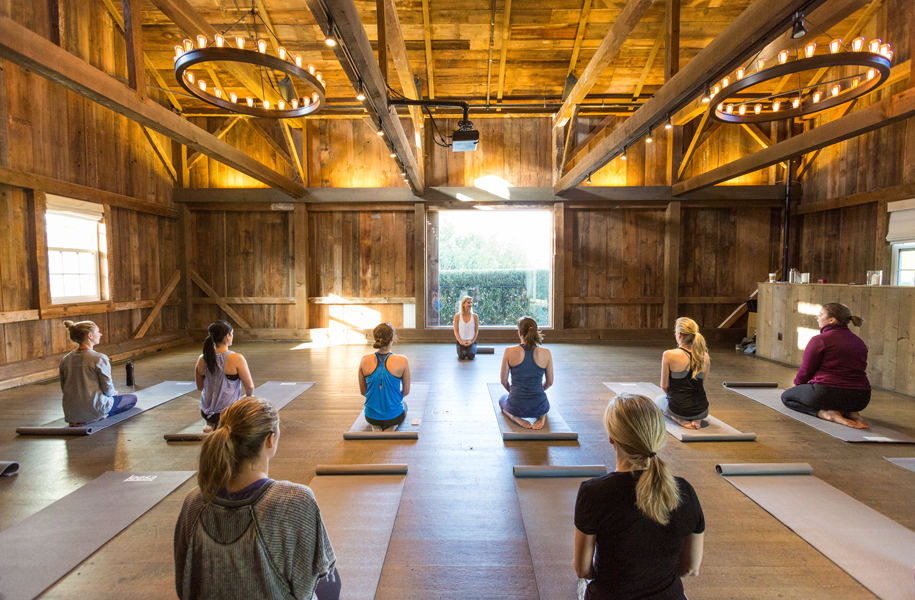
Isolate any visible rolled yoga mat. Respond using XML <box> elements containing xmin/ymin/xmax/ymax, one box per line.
<box><xmin>0</xmin><ymin>461</ymin><xmax>20</xmax><ymax>477</ymax></box>
<box><xmin>343</xmin><ymin>383</ymin><xmax>429</xmax><ymax>440</ymax></box>
<box><xmin>164</xmin><ymin>381</ymin><xmax>315</xmax><ymax>441</ymax></box>
<box><xmin>514</xmin><ymin>465</ymin><xmax>608</xmax><ymax>600</ymax></box>
<box><xmin>316</xmin><ymin>464</ymin><xmax>408</xmax><ymax>475</ymax></box>
<box><xmin>886</xmin><ymin>457</ymin><xmax>915</xmax><ymax>474</ymax></box>
<box><xmin>722</xmin><ymin>381</ymin><xmax>778</xmax><ymax>388</ymax></box>
<box><xmin>604</xmin><ymin>382</ymin><xmax>756</xmax><ymax>442</ymax></box>
<box><xmin>717</xmin><ymin>463</ymin><xmax>915</xmax><ymax>600</ymax></box>
<box><xmin>487</xmin><ymin>383</ymin><xmax>577</xmax><ymax>441</ymax></box>
<box><xmin>0</xmin><ymin>470</ymin><xmax>195</xmax><ymax>600</ymax></box>
<box><xmin>724</xmin><ymin>385</ymin><xmax>915</xmax><ymax>443</ymax></box>
<box><xmin>16</xmin><ymin>381</ymin><xmax>195</xmax><ymax>436</ymax></box>
<box><xmin>308</xmin><ymin>468</ymin><xmax>406</xmax><ymax>600</ymax></box>
<box><xmin>476</xmin><ymin>346</ymin><xmax>495</xmax><ymax>354</ymax></box>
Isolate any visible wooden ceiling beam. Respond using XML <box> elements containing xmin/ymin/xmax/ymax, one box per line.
<box><xmin>121</xmin><ymin>0</ymin><xmax>146</xmax><ymax>102</ymax></box>
<box><xmin>567</xmin><ymin>0</ymin><xmax>593</xmax><ymax>80</ymax></box>
<box><xmin>553</xmin><ymin>0</ymin><xmax>654</xmax><ymax>127</ymax></box>
<box><xmin>496</xmin><ymin>0</ymin><xmax>513</xmax><ymax>106</ymax></box>
<box><xmin>633</xmin><ymin>25</ymin><xmax>666</xmax><ymax>100</ymax></box>
<box><xmin>566</xmin><ymin>113</ymin><xmax>617</xmax><ymax>165</ymax></box>
<box><xmin>0</xmin><ymin>17</ymin><xmax>304</xmax><ymax>196</ymax></box>
<box><xmin>383</xmin><ymin>0</ymin><xmax>423</xmax><ymax>147</ymax></box>
<box><xmin>556</xmin><ymin>0</ymin><xmax>827</xmax><ymax>194</ymax></box>
<box><xmin>421</xmin><ymin>0</ymin><xmax>434</xmax><ymax>99</ymax></box>
<box><xmin>664</xmin><ymin>0</ymin><xmax>680</xmax><ymax>81</ymax></box>
<box><xmin>673</xmin><ymin>87</ymin><xmax>915</xmax><ymax>194</ymax></box>
<box><xmin>305</xmin><ymin>0</ymin><xmax>424</xmax><ymax>194</ymax></box>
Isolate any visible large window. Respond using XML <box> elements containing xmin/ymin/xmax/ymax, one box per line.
<box><xmin>893</xmin><ymin>242</ymin><xmax>915</xmax><ymax>286</ymax></box>
<box><xmin>429</xmin><ymin>209</ymin><xmax>552</xmax><ymax>327</ymax></box>
<box><xmin>45</xmin><ymin>198</ymin><xmax>106</xmax><ymax>304</ymax></box>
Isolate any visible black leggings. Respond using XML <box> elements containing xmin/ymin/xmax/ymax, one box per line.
<box><xmin>364</xmin><ymin>401</ymin><xmax>408</xmax><ymax>428</ymax></box>
<box><xmin>456</xmin><ymin>342</ymin><xmax>477</xmax><ymax>360</ymax></box>
<box><xmin>200</xmin><ymin>410</ymin><xmax>221</xmax><ymax>426</ymax></box>
<box><xmin>781</xmin><ymin>384</ymin><xmax>871</xmax><ymax>417</ymax></box>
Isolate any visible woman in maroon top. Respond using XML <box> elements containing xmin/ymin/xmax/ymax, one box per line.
<box><xmin>781</xmin><ymin>303</ymin><xmax>870</xmax><ymax>429</ymax></box>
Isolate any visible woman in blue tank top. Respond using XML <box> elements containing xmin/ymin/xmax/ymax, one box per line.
<box><xmin>499</xmin><ymin>317</ymin><xmax>553</xmax><ymax>430</ymax></box>
<box><xmin>358</xmin><ymin>323</ymin><xmax>411</xmax><ymax>431</ymax></box>
<box><xmin>195</xmin><ymin>321</ymin><xmax>255</xmax><ymax>433</ymax></box>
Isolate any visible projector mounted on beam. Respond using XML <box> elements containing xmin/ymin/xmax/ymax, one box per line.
<box><xmin>389</xmin><ymin>98</ymin><xmax>479</xmax><ymax>152</ymax></box>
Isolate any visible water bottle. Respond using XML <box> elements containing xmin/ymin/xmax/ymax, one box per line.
<box><xmin>126</xmin><ymin>361</ymin><xmax>135</xmax><ymax>387</ymax></box>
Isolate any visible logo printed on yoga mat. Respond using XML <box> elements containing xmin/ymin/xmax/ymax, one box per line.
<box><xmin>124</xmin><ymin>475</ymin><xmax>157</xmax><ymax>482</ymax></box>
<box><xmin>280</xmin><ymin>382</ymin><xmax>296</xmax><ymax>385</ymax></box>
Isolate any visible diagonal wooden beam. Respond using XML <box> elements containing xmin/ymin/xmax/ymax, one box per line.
<box><xmin>187</xmin><ymin>116</ymin><xmax>242</xmax><ymax>168</ymax></box>
<box><xmin>567</xmin><ymin>0</ymin><xmax>593</xmax><ymax>79</ymax></box>
<box><xmin>633</xmin><ymin>25</ymin><xmax>665</xmax><ymax>100</ymax></box>
<box><xmin>673</xmin><ymin>87</ymin><xmax>915</xmax><ymax>194</ymax></box>
<box><xmin>554</xmin><ymin>0</ymin><xmax>654</xmax><ymax>127</ymax></box>
<box><xmin>421</xmin><ymin>0</ymin><xmax>434</xmax><ymax>99</ymax></box>
<box><xmin>496</xmin><ymin>0</ymin><xmax>513</xmax><ymax>106</ymax></box>
<box><xmin>305</xmin><ymin>0</ymin><xmax>424</xmax><ymax>194</ymax></box>
<box><xmin>556</xmin><ymin>0</ymin><xmax>828</xmax><ymax>193</ymax></box>
<box><xmin>99</xmin><ymin>0</ymin><xmax>182</xmax><ymax>110</ymax></box>
<box><xmin>0</xmin><ymin>17</ymin><xmax>303</xmax><ymax>196</ymax></box>
<box><xmin>134</xmin><ymin>270</ymin><xmax>181</xmax><ymax>338</ymax></box>
<box><xmin>245</xmin><ymin>118</ymin><xmax>294</xmax><ymax>168</ymax></box>
<box><xmin>190</xmin><ymin>270</ymin><xmax>251</xmax><ymax>328</ymax></box>
<box><xmin>383</xmin><ymin>0</ymin><xmax>423</xmax><ymax>145</ymax></box>
<box><xmin>560</xmin><ymin>105</ymin><xmax>581</xmax><ymax>175</ymax></box>
<box><xmin>741</xmin><ymin>123</ymin><xmax>788</xmax><ymax>170</ymax></box>
<box><xmin>121</xmin><ymin>0</ymin><xmax>146</xmax><ymax>102</ymax></box>
<box><xmin>141</xmin><ymin>126</ymin><xmax>177</xmax><ymax>180</ymax></box>
<box><xmin>281</xmin><ymin>121</ymin><xmax>306</xmax><ymax>184</ymax></box>
<box><xmin>677</xmin><ymin>107</ymin><xmax>713</xmax><ymax>179</ymax></box>
<box><xmin>566</xmin><ymin>113</ymin><xmax>616</xmax><ymax>164</ymax></box>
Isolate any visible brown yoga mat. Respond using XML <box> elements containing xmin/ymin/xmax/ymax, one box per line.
<box><xmin>717</xmin><ymin>463</ymin><xmax>915</xmax><ymax>600</ymax></box>
<box><xmin>487</xmin><ymin>383</ymin><xmax>577</xmax><ymax>441</ymax></box>
<box><xmin>308</xmin><ymin>467</ymin><xmax>406</xmax><ymax>600</ymax></box>
<box><xmin>0</xmin><ymin>461</ymin><xmax>20</xmax><ymax>477</ymax></box>
<box><xmin>343</xmin><ymin>383</ymin><xmax>428</xmax><ymax>440</ymax></box>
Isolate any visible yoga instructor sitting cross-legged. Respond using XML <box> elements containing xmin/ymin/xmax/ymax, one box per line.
<box><xmin>498</xmin><ymin>317</ymin><xmax>553</xmax><ymax>430</ymax></box>
<box><xmin>453</xmin><ymin>296</ymin><xmax>480</xmax><ymax>360</ymax></box>
<box><xmin>781</xmin><ymin>302</ymin><xmax>871</xmax><ymax>429</ymax></box>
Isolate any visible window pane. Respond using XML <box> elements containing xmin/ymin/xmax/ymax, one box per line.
<box><xmin>46</xmin><ymin>213</ymin><xmax>98</xmax><ymax>251</ymax></box>
<box><xmin>899</xmin><ymin>270</ymin><xmax>915</xmax><ymax>286</ymax></box>
<box><xmin>50</xmin><ymin>274</ymin><xmax>64</xmax><ymax>298</ymax></box>
<box><xmin>48</xmin><ymin>251</ymin><xmax>63</xmax><ymax>274</ymax></box>
<box><xmin>80</xmin><ymin>274</ymin><xmax>97</xmax><ymax>296</ymax></box>
<box><xmin>63</xmin><ymin>274</ymin><xmax>81</xmax><ymax>296</ymax></box>
<box><xmin>78</xmin><ymin>252</ymin><xmax>96</xmax><ymax>274</ymax></box>
<box><xmin>899</xmin><ymin>249</ymin><xmax>915</xmax><ymax>270</ymax></box>
<box><xmin>61</xmin><ymin>251</ymin><xmax>80</xmax><ymax>274</ymax></box>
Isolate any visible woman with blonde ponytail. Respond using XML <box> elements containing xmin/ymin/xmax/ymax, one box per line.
<box><xmin>574</xmin><ymin>394</ymin><xmax>705</xmax><ymax>599</ymax></box>
<box><xmin>358</xmin><ymin>323</ymin><xmax>411</xmax><ymax>431</ymax></box>
<box><xmin>499</xmin><ymin>316</ymin><xmax>553</xmax><ymax>430</ymax></box>
<box><xmin>657</xmin><ymin>317</ymin><xmax>711</xmax><ymax>429</ymax></box>
<box><xmin>174</xmin><ymin>396</ymin><xmax>340</xmax><ymax>600</ymax></box>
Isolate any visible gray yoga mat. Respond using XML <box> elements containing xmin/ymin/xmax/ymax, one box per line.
<box><xmin>308</xmin><ymin>469</ymin><xmax>406</xmax><ymax>600</ymax></box>
<box><xmin>476</xmin><ymin>346</ymin><xmax>495</xmax><ymax>354</ymax></box>
<box><xmin>16</xmin><ymin>381</ymin><xmax>195</xmax><ymax>436</ymax></box>
<box><xmin>343</xmin><ymin>383</ymin><xmax>429</xmax><ymax>440</ymax></box>
<box><xmin>316</xmin><ymin>464</ymin><xmax>408</xmax><ymax>475</ymax></box>
<box><xmin>725</xmin><ymin>385</ymin><xmax>915</xmax><ymax>443</ymax></box>
<box><xmin>1</xmin><ymin>461</ymin><xmax>20</xmax><ymax>477</ymax></box>
<box><xmin>604</xmin><ymin>382</ymin><xmax>756</xmax><ymax>442</ymax></box>
<box><xmin>0</xmin><ymin>470</ymin><xmax>194</xmax><ymax>600</ymax></box>
<box><xmin>487</xmin><ymin>383</ymin><xmax>577</xmax><ymax>441</ymax></box>
<box><xmin>722</xmin><ymin>381</ymin><xmax>778</xmax><ymax>388</ymax></box>
<box><xmin>164</xmin><ymin>381</ymin><xmax>315</xmax><ymax>442</ymax></box>
<box><xmin>886</xmin><ymin>457</ymin><xmax>915</xmax><ymax>474</ymax></box>
<box><xmin>514</xmin><ymin>465</ymin><xmax>608</xmax><ymax>600</ymax></box>
<box><xmin>514</xmin><ymin>465</ymin><xmax>607</xmax><ymax>478</ymax></box>
<box><xmin>717</xmin><ymin>463</ymin><xmax>915</xmax><ymax>600</ymax></box>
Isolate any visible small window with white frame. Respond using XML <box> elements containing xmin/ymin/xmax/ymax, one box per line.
<box><xmin>45</xmin><ymin>196</ymin><xmax>108</xmax><ymax>304</ymax></box>
<box><xmin>892</xmin><ymin>241</ymin><xmax>915</xmax><ymax>286</ymax></box>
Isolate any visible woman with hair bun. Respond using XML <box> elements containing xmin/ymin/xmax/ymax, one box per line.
<box><xmin>358</xmin><ymin>323</ymin><xmax>411</xmax><ymax>432</ymax></box>
<box><xmin>59</xmin><ymin>320</ymin><xmax>137</xmax><ymax>426</ymax></box>
<box><xmin>781</xmin><ymin>302</ymin><xmax>871</xmax><ymax>429</ymax></box>
<box><xmin>657</xmin><ymin>317</ymin><xmax>711</xmax><ymax>430</ymax></box>
<box><xmin>195</xmin><ymin>320</ymin><xmax>254</xmax><ymax>433</ymax></box>
<box><xmin>498</xmin><ymin>316</ymin><xmax>553</xmax><ymax>430</ymax></box>
<box><xmin>574</xmin><ymin>394</ymin><xmax>705</xmax><ymax>600</ymax></box>
<box><xmin>174</xmin><ymin>396</ymin><xmax>340</xmax><ymax>600</ymax></box>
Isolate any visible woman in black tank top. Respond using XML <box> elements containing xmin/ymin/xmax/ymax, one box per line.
<box><xmin>658</xmin><ymin>318</ymin><xmax>710</xmax><ymax>429</ymax></box>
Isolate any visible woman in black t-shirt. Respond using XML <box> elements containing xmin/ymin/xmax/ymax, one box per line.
<box><xmin>574</xmin><ymin>393</ymin><xmax>705</xmax><ymax>600</ymax></box>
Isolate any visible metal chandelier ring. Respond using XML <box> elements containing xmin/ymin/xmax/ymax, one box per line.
<box><xmin>711</xmin><ymin>52</ymin><xmax>891</xmax><ymax>124</ymax></box>
<box><xmin>174</xmin><ymin>47</ymin><xmax>326</xmax><ymax>119</ymax></box>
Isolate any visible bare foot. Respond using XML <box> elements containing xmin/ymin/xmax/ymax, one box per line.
<box><xmin>203</xmin><ymin>425</ymin><xmax>214</xmax><ymax>433</ymax></box>
<box><xmin>532</xmin><ymin>416</ymin><xmax>547</xmax><ymax>430</ymax></box>
<box><xmin>385</xmin><ymin>424</ymin><xmax>400</xmax><ymax>432</ymax></box>
<box><xmin>847</xmin><ymin>412</ymin><xmax>870</xmax><ymax>429</ymax></box>
<box><xmin>670</xmin><ymin>415</ymin><xmax>701</xmax><ymax>429</ymax></box>
<box><xmin>503</xmin><ymin>409</ymin><xmax>533</xmax><ymax>429</ymax></box>
<box><xmin>817</xmin><ymin>410</ymin><xmax>861</xmax><ymax>429</ymax></box>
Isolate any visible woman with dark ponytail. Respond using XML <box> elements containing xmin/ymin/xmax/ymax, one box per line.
<box><xmin>781</xmin><ymin>302</ymin><xmax>871</xmax><ymax>429</ymax></box>
<box><xmin>174</xmin><ymin>396</ymin><xmax>340</xmax><ymax>599</ymax></box>
<box><xmin>657</xmin><ymin>317</ymin><xmax>711</xmax><ymax>429</ymax></box>
<box><xmin>358</xmin><ymin>323</ymin><xmax>411</xmax><ymax>431</ymax></box>
<box><xmin>574</xmin><ymin>394</ymin><xmax>704</xmax><ymax>599</ymax></box>
<box><xmin>195</xmin><ymin>321</ymin><xmax>254</xmax><ymax>433</ymax></box>
<box><xmin>498</xmin><ymin>317</ymin><xmax>553</xmax><ymax>430</ymax></box>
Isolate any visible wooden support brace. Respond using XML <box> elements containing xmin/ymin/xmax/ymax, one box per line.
<box><xmin>134</xmin><ymin>270</ymin><xmax>181</xmax><ymax>338</ymax></box>
<box><xmin>142</xmin><ymin>127</ymin><xmax>177</xmax><ymax>181</ymax></box>
<box><xmin>190</xmin><ymin>270</ymin><xmax>252</xmax><ymax>328</ymax></box>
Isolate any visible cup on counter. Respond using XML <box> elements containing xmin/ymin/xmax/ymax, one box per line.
<box><xmin>800</xmin><ymin>273</ymin><xmax>810</xmax><ymax>284</ymax></box>
<box><xmin>768</xmin><ymin>273</ymin><xmax>777</xmax><ymax>283</ymax></box>
<box><xmin>866</xmin><ymin>270</ymin><xmax>883</xmax><ymax>286</ymax></box>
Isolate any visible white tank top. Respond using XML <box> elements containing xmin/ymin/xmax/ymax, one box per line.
<box><xmin>458</xmin><ymin>313</ymin><xmax>475</xmax><ymax>342</ymax></box>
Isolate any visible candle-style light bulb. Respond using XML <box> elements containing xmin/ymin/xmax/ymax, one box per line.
<box><xmin>772</xmin><ymin>101</ymin><xmax>780</xmax><ymax>112</ymax></box>
<box><xmin>246</xmin><ymin>96</ymin><xmax>254</xmax><ymax>107</ymax></box>
<box><xmin>756</xmin><ymin>58</ymin><xmax>766</xmax><ymax>71</ymax></box>
<box><xmin>278</xmin><ymin>100</ymin><xmax>285</xmax><ymax>110</ymax></box>
<box><xmin>294</xmin><ymin>55</ymin><xmax>303</xmax><ymax>68</ymax></box>
<box><xmin>183</xmin><ymin>39</ymin><xmax>194</xmax><ymax>52</ymax></box>
<box><xmin>186</xmin><ymin>71</ymin><xmax>195</xmax><ymax>83</ymax></box>
<box><xmin>879</xmin><ymin>43</ymin><xmax>891</xmax><ymax>58</ymax></box>
<box><xmin>302</xmin><ymin>96</ymin><xmax>310</xmax><ymax>107</ymax></box>
<box><xmin>738</xmin><ymin>104</ymin><xmax>746</xmax><ymax>115</ymax></box>
<box><xmin>869</xmin><ymin>39</ymin><xmax>881</xmax><ymax>53</ymax></box>
<box><xmin>792</xmin><ymin>97</ymin><xmax>801</xmax><ymax>109</ymax></box>
<box><xmin>236</xmin><ymin>36</ymin><xmax>245</xmax><ymax>50</ymax></box>
<box><xmin>215</xmin><ymin>88</ymin><xmax>222</xmax><ymax>99</ymax></box>
<box><xmin>278</xmin><ymin>47</ymin><xmax>287</xmax><ymax>60</ymax></box>
<box><xmin>721</xmin><ymin>76</ymin><xmax>729</xmax><ymax>88</ymax></box>
<box><xmin>263</xmin><ymin>100</ymin><xmax>271</xmax><ymax>110</ymax></box>
<box><xmin>829</xmin><ymin>38</ymin><xmax>841</xmax><ymax>54</ymax></box>
<box><xmin>737</xmin><ymin>67</ymin><xmax>745</xmax><ymax>79</ymax></box>
<box><xmin>215</xmin><ymin>34</ymin><xmax>225</xmax><ymax>48</ymax></box>
<box><xmin>257</xmin><ymin>39</ymin><xmax>268</xmax><ymax>54</ymax></box>
<box><xmin>725</xmin><ymin>104</ymin><xmax>733</xmax><ymax>114</ymax></box>
<box><xmin>230</xmin><ymin>92</ymin><xmax>238</xmax><ymax>103</ymax></box>
<box><xmin>852</xmin><ymin>36</ymin><xmax>865</xmax><ymax>51</ymax></box>
<box><xmin>308</xmin><ymin>64</ymin><xmax>315</xmax><ymax>75</ymax></box>
<box><xmin>174</xmin><ymin>45</ymin><xmax>184</xmax><ymax>59</ymax></box>
<box><xmin>291</xmin><ymin>99</ymin><xmax>298</xmax><ymax>109</ymax></box>
<box><xmin>312</xmin><ymin>92</ymin><xmax>319</xmax><ymax>104</ymax></box>
<box><xmin>197</xmin><ymin>35</ymin><xmax>207</xmax><ymax>48</ymax></box>
<box><xmin>851</xmin><ymin>77</ymin><xmax>859</xmax><ymax>89</ymax></box>
<box><xmin>778</xmin><ymin>50</ymin><xmax>789</xmax><ymax>64</ymax></box>
<box><xmin>754</xmin><ymin>104</ymin><xmax>762</xmax><ymax>114</ymax></box>
<box><xmin>831</xmin><ymin>85</ymin><xmax>840</xmax><ymax>97</ymax></box>
<box><xmin>198</xmin><ymin>79</ymin><xmax>206</xmax><ymax>92</ymax></box>
<box><xmin>315</xmin><ymin>72</ymin><xmax>322</xmax><ymax>83</ymax></box>
<box><xmin>804</xmin><ymin>42</ymin><xmax>816</xmax><ymax>58</ymax></box>
<box><xmin>813</xmin><ymin>91</ymin><xmax>822</xmax><ymax>103</ymax></box>
<box><xmin>867</xmin><ymin>68</ymin><xmax>876</xmax><ymax>80</ymax></box>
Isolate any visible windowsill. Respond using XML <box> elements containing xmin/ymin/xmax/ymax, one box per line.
<box><xmin>49</xmin><ymin>298</ymin><xmax>106</xmax><ymax>307</ymax></box>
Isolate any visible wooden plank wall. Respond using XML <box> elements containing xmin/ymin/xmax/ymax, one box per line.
<box><xmin>188</xmin><ymin>118</ymin><xmax>297</xmax><ymax>188</ymax></box>
<box><xmin>568</xmin><ymin>116</ymin><xmax>670</xmax><ymax>186</ymax></box>
<box><xmin>305</xmin><ymin>118</ymin><xmax>412</xmax><ymax>187</ymax></box>
<box><xmin>757</xmin><ymin>283</ymin><xmax>915</xmax><ymax>395</ymax></box>
<box><xmin>0</xmin><ymin>1</ymin><xmax>184</xmax><ymax>386</ymax></box>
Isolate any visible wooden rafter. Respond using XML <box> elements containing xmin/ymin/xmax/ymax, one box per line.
<box><xmin>421</xmin><ymin>0</ymin><xmax>434</xmax><ymax>99</ymax></box>
<box><xmin>134</xmin><ymin>270</ymin><xmax>181</xmax><ymax>338</ymax></box>
<box><xmin>553</xmin><ymin>0</ymin><xmax>653</xmax><ymax>127</ymax></box>
<box><xmin>496</xmin><ymin>0</ymin><xmax>512</xmax><ymax>105</ymax></box>
<box><xmin>673</xmin><ymin>87</ymin><xmax>915</xmax><ymax>194</ymax></box>
<box><xmin>281</xmin><ymin>122</ymin><xmax>307</xmax><ymax>185</ymax></box>
<box><xmin>383</xmin><ymin>0</ymin><xmax>423</xmax><ymax>150</ymax></box>
<box><xmin>567</xmin><ymin>0</ymin><xmax>593</xmax><ymax>79</ymax></box>
<box><xmin>246</xmin><ymin>119</ymin><xmax>294</xmax><ymax>168</ymax></box>
<box><xmin>740</xmin><ymin>123</ymin><xmax>788</xmax><ymax>170</ymax></box>
<box><xmin>664</xmin><ymin>0</ymin><xmax>679</xmax><ymax>81</ymax></box>
<box><xmin>559</xmin><ymin>106</ymin><xmax>581</xmax><ymax>175</ymax></box>
<box><xmin>633</xmin><ymin>25</ymin><xmax>665</xmax><ymax>100</ymax></box>
<box><xmin>556</xmin><ymin>0</ymin><xmax>824</xmax><ymax>194</ymax></box>
<box><xmin>566</xmin><ymin>114</ymin><xmax>616</xmax><ymax>165</ymax></box>
<box><xmin>186</xmin><ymin>116</ymin><xmax>242</xmax><ymax>168</ymax></box>
<box><xmin>121</xmin><ymin>0</ymin><xmax>146</xmax><ymax>102</ymax></box>
<box><xmin>190</xmin><ymin>270</ymin><xmax>252</xmax><ymax>328</ymax></box>
<box><xmin>677</xmin><ymin>108</ymin><xmax>713</xmax><ymax>180</ymax></box>
<box><xmin>141</xmin><ymin>126</ymin><xmax>178</xmax><ymax>180</ymax></box>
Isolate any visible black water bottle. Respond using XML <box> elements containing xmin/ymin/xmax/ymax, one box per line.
<box><xmin>125</xmin><ymin>361</ymin><xmax>135</xmax><ymax>387</ymax></box>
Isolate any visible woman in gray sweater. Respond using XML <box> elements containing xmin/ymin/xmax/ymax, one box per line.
<box><xmin>59</xmin><ymin>320</ymin><xmax>136</xmax><ymax>426</ymax></box>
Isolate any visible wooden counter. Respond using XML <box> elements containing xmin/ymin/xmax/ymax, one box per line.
<box><xmin>757</xmin><ymin>283</ymin><xmax>915</xmax><ymax>395</ymax></box>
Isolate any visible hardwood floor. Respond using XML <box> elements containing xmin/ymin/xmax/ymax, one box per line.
<box><xmin>1</xmin><ymin>340</ymin><xmax>913</xmax><ymax>599</ymax></box>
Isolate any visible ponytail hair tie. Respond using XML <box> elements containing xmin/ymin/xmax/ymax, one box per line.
<box><xmin>648</xmin><ymin>452</ymin><xmax>657</xmax><ymax>458</ymax></box>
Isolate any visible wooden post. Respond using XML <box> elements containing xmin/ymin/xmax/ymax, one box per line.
<box><xmin>0</xmin><ymin>54</ymin><xmax>9</xmax><ymax>168</ymax></box>
<box><xmin>667</xmin><ymin>124</ymin><xmax>682</xmax><ymax>185</ymax></box>
<box><xmin>553</xmin><ymin>202</ymin><xmax>565</xmax><ymax>330</ymax></box>
<box><xmin>376</xmin><ymin>0</ymin><xmax>387</xmax><ymax>83</ymax></box>
<box><xmin>27</xmin><ymin>190</ymin><xmax>52</xmax><ymax>311</ymax></box>
<box><xmin>414</xmin><ymin>202</ymin><xmax>426</xmax><ymax>329</ymax></box>
<box><xmin>47</xmin><ymin>0</ymin><xmax>61</xmax><ymax>45</ymax></box>
<box><xmin>664</xmin><ymin>0</ymin><xmax>679</xmax><ymax>81</ymax></box>
<box><xmin>875</xmin><ymin>199</ymin><xmax>891</xmax><ymax>274</ymax></box>
<box><xmin>121</xmin><ymin>0</ymin><xmax>147</xmax><ymax>102</ymax></box>
<box><xmin>102</xmin><ymin>205</ymin><xmax>115</xmax><ymax>302</ymax></box>
<box><xmin>662</xmin><ymin>200</ymin><xmax>681</xmax><ymax>328</ymax></box>
<box><xmin>294</xmin><ymin>205</ymin><xmax>309</xmax><ymax>330</ymax></box>
<box><xmin>180</xmin><ymin>205</ymin><xmax>194</xmax><ymax>331</ymax></box>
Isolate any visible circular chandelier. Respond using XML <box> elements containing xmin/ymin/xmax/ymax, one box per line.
<box><xmin>707</xmin><ymin>18</ymin><xmax>893</xmax><ymax>124</ymax></box>
<box><xmin>172</xmin><ymin>7</ymin><xmax>329</xmax><ymax>119</ymax></box>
